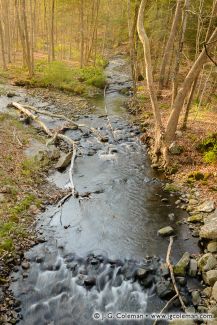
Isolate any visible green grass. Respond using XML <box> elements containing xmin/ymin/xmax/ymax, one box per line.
<box><xmin>0</xmin><ymin>57</ymin><xmax>107</xmax><ymax>95</ymax></box>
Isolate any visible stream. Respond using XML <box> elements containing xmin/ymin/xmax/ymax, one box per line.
<box><xmin>2</xmin><ymin>57</ymin><xmax>200</xmax><ymax>324</ymax></box>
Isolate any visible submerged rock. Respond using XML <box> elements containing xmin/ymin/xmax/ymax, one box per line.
<box><xmin>158</xmin><ymin>226</ymin><xmax>174</xmax><ymax>237</ymax></box>
<box><xmin>156</xmin><ymin>279</ymin><xmax>174</xmax><ymax>298</ymax></box>
<box><xmin>173</xmin><ymin>252</ymin><xmax>190</xmax><ymax>276</ymax></box>
<box><xmin>135</xmin><ymin>268</ymin><xmax>148</xmax><ymax>279</ymax></box>
<box><xmin>191</xmin><ymin>290</ymin><xmax>201</xmax><ymax>306</ymax></box>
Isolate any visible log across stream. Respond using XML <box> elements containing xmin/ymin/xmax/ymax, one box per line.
<box><xmin>5</xmin><ymin>57</ymin><xmax>200</xmax><ymax>324</ymax></box>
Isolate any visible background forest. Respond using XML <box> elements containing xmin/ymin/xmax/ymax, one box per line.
<box><xmin>0</xmin><ymin>0</ymin><xmax>216</xmax><ymax>165</ymax></box>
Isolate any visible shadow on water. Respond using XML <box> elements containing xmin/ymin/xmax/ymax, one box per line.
<box><xmin>9</xmin><ymin>56</ymin><xmax>200</xmax><ymax>324</ymax></box>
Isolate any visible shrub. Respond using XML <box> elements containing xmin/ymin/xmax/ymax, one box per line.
<box><xmin>197</xmin><ymin>133</ymin><xmax>217</xmax><ymax>164</ymax></box>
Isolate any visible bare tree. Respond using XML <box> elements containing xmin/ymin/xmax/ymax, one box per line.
<box><xmin>80</xmin><ymin>0</ymin><xmax>84</xmax><ymax>68</ymax></box>
<box><xmin>182</xmin><ymin>0</ymin><xmax>217</xmax><ymax>129</ymax></box>
<box><xmin>137</xmin><ymin>0</ymin><xmax>217</xmax><ymax>166</ymax></box>
<box><xmin>50</xmin><ymin>0</ymin><xmax>55</xmax><ymax>61</ymax></box>
<box><xmin>0</xmin><ymin>18</ymin><xmax>7</xmax><ymax>70</ymax></box>
<box><xmin>171</xmin><ymin>0</ymin><xmax>190</xmax><ymax>106</ymax></box>
<box><xmin>127</xmin><ymin>0</ymin><xmax>139</xmax><ymax>95</ymax></box>
<box><xmin>159</xmin><ymin>0</ymin><xmax>183</xmax><ymax>91</ymax></box>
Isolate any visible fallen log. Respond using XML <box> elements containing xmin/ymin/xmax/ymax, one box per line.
<box><xmin>15</xmin><ymin>102</ymin><xmax>104</xmax><ymax>141</ymax></box>
<box><xmin>12</xmin><ymin>102</ymin><xmax>77</xmax><ymax>197</ymax></box>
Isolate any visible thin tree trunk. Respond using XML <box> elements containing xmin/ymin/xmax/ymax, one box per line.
<box><xmin>1</xmin><ymin>0</ymin><xmax>11</xmax><ymax>63</ymax></box>
<box><xmin>0</xmin><ymin>19</ymin><xmax>7</xmax><ymax>70</ymax></box>
<box><xmin>159</xmin><ymin>0</ymin><xmax>183</xmax><ymax>91</ymax></box>
<box><xmin>171</xmin><ymin>0</ymin><xmax>190</xmax><ymax>106</ymax></box>
<box><xmin>182</xmin><ymin>0</ymin><xmax>217</xmax><ymax>129</ymax></box>
<box><xmin>165</xmin><ymin>27</ymin><xmax>217</xmax><ymax>144</ymax></box>
<box><xmin>50</xmin><ymin>0</ymin><xmax>55</xmax><ymax>61</ymax></box>
<box><xmin>127</xmin><ymin>0</ymin><xmax>139</xmax><ymax>95</ymax></box>
<box><xmin>22</xmin><ymin>0</ymin><xmax>33</xmax><ymax>77</ymax></box>
<box><xmin>137</xmin><ymin>0</ymin><xmax>164</xmax><ymax>159</ymax></box>
<box><xmin>80</xmin><ymin>0</ymin><xmax>84</xmax><ymax>68</ymax></box>
<box><xmin>181</xmin><ymin>74</ymin><xmax>198</xmax><ymax>129</ymax></box>
<box><xmin>15</xmin><ymin>0</ymin><xmax>28</xmax><ymax>68</ymax></box>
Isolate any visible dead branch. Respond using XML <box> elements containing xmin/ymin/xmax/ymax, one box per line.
<box><xmin>20</xmin><ymin>103</ymin><xmax>104</xmax><ymax>141</ymax></box>
<box><xmin>204</xmin><ymin>42</ymin><xmax>217</xmax><ymax>66</ymax></box>
<box><xmin>12</xmin><ymin>102</ymin><xmax>77</xmax><ymax>197</ymax></box>
<box><xmin>12</xmin><ymin>102</ymin><xmax>53</xmax><ymax>136</ymax></box>
<box><xmin>69</xmin><ymin>143</ymin><xmax>77</xmax><ymax>196</ymax></box>
<box><xmin>166</xmin><ymin>236</ymin><xmax>186</xmax><ymax>311</ymax></box>
<box><xmin>153</xmin><ymin>294</ymin><xmax>178</xmax><ymax>325</ymax></box>
<box><xmin>23</xmin><ymin>104</ymin><xmax>80</xmax><ymax>128</ymax></box>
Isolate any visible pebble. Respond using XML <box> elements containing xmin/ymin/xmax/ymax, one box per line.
<box><xmin>161</xmin><ymin>198</ymin><xmax>169</xmax><ymax>203</ymax></box>
<box><xmin>21</xmin><ymin>262</ymin><xmax>30</xmax><ymax>270</ymax></box>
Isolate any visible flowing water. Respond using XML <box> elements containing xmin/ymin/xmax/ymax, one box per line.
<box><xmin>4</xmin><ymin>57</ymin><xmax>200</xmax><ymax>324</ymax></box>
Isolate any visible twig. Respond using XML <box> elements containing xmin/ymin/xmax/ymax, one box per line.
<box><xmin>153</xmin><ymin>294</ymin><xmax>178</xmax><ymax>325</ymax></box>
<box><xmin>69</xmin><ymin>143</ymin><xmax>77</xmax><ymax>196</ymax></box>
<box><xmin>12</xmin><ymin>102</ymin><xmax>78</xmax><ymax>197</ymax></box>
<box><xmin>13</xmin><ymin>127</ymin><xmax>23</xmax><ymax>147</ymax></box>
<box><xmin>166</xmin><ymin>236</ymin><xmax>186</xmax><ymax>311</ymax></box>
<box><xmin>204</xmin><ymin>42</ymin><xmax>217</xmax><ymax>66</ymax></box>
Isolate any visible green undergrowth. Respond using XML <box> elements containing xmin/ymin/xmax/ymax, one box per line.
<box><xmin>197</xmin><ymin>133</ymin><xmax>217</xmax><ymax>164</ymax></box>
<box><xmin>0</xmin><ymin>57</ymin><xmax>107</xmax><ymax>96</ymax></box>
<box><xmin>0</xmin><ymin>113</ymin><xmax>49</xmax><ymax>257</ymax></box>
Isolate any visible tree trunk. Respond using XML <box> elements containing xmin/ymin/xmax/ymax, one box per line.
<box><xmin>182</xmin><ymin>0</ymin><xmax>217</xmax><ymax>129</ymax></box>
<box><xmin>171</xmin><ymin>0</ymin><xmax>190</xmax><ymax>106</ymax></box>
<box><xmin>21</xmin><ymin>0</ymin><xmax>33</xmax><ymax>77</ymax></box>
<box><xmin>0</xmin><ymin>19</ymin><xmax>7</xmax><ymax>70</ymax></box>
<box><xmin>165</xmin><ymin>27</ymin><xmax>217</xmax><ymax>144</ymax></box>
<box><xmin>50</xmin><ymin>0</ymin><xmax>55</xmax><ymax>61</ymax></box>
<box><xmin>159</xmin><ymin>0</ymin><xmax>183</xmax><ymax>91</ymax></box>
<box><xmin>1</xmin><ymin>0</ymin><xmax>11</xmax><ymax>63</ymax></box>
<box><xmin>80</xmin><ymin>0</ymin><xmax>84</xmax><ymax>68</ymax></box>
<box><xmin>137</xmin><ymin>0</ymin><xmax>165</xmax><ymax>161</ymax></box>
<box><xmin>15</xmin><ymin>0</ymin><xmax>28</xmax><ymax>68</ymax></box>
<box><xmin>127</xmin><ymin>0</ymin><xmax>139</xmax><ymax>95</ymax></box>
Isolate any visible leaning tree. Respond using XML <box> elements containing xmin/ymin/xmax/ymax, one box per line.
<box><xmin>137</xmin><ymin>0</ymin><xmax>217</xmax><ymax>167</ymax></box>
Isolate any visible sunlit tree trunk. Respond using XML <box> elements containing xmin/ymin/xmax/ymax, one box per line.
<box><xmin>171</xmin><ymin>0</ymin><xmax>189</xmax><ymax>106</ymax></box>
<box><xmin>0</xmin><ymin>19</ymin><xmax>7</xmax><ymax>70</ymax></box>
<box><xmin>138</xmin><ymin>0</ymin><xmax>217</xmax><ymax>166</ymax></box>
<box><xmin>127</xmin><ymin>0</ymin><xmax>139</xmax><ymax>95</ymax></box>
<box><xmin>80</xmin><ymin>0</ymin><xmax>84</xmax><ymax>68</ymax></box>
<box><xmin>182</xmin><ymin>0</ymin><xmax>217</xmax><ymax>129</ymax></box>
<box><xmin>22</xmin><ymin>0</ymin><xmax>33</xmax><ymax>77</ymax></box>
<box><xmin>1</xmin><ymin>0</ymin><xmax>11</xmax><ymax>63</ymax></box>
<box><xmin>159</xmin><ymin>0</ymin><xmax>183</xmax><ymax>91</ymax></box>
<box><xmin>50</xmin><ymin>0</ymin><xmax>55</xmax><ymax>61</ymax></box>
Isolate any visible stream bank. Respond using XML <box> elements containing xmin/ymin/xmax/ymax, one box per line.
<box><xmin>0</xmin><ymin>56</ymin><xmax>215</xmax><ymax>324</ymax></box>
